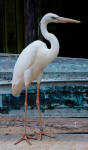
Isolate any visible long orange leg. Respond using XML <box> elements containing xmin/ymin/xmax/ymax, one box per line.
<box><xmin>15</xmin><ymin>87</ymin><xmax>37</xmax><ymax>145</ymax></box>
<box><xmin>35</xmin><ymin>83</ymin><xmax>53</xmax><ymax>140</ymax></box>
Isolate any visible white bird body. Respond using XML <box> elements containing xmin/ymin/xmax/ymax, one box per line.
<box><xmin>12</xmin><ymin>13</ymin><xmax>79</xmax><ymax>96</ymax></box>
<box><xmin>12</xmin><ymin>13</ymin><xmax>80</xmax><ymax>145</ymax></box>
<box><xmin>12</xmin><ymin>13</ymin><xmax>61</xmax><ymax>96</ymax></box>
<box><xmin>12</xmin><ymin>41</ymin><xmax>45</xmax><ymax>94</ymax></box>
<box><xmin>12</xmin><ymin>40</ymin><xmax>59</xmax><ymax>95</ymax></box>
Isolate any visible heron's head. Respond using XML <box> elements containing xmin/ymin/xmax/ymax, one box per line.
<box><xmin>41</xmin><ymin>13</ymin><xmax>80</xmax><ymax>24</ymax></box>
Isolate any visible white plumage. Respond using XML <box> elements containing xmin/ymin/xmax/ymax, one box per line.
<box><xmin>12</xmin><ymin>13</ymin><xmax>80</xmax><ymax>145</ymax></box>
<box><xmin>12</xmin><ymin>13</ymin><xmax>60</xmax><ymax>95</ymax></box>
<box><xmin>12</xmin><ymin>41</ymin><xmax>46</xmax><ymax>94</ymax></box>
<box><xmin>12</xmin><ymin>13</ymin><xmax>79</xmax><ymax>95</ymax></box>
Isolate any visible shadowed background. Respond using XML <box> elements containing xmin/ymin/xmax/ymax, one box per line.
<box><xmin>0</xmin><ymin>0</ymin><xmax>87</xmax><ymax>58</ymax></box>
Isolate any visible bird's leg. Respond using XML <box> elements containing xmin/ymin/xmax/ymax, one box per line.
<box><xmin>24</xmin><ymin>87</ymin><xmax>28</xmax><ymax>134</ymax></box>
<box><xmin>36</xmin><ymin>83</ymin><xmax>42</xmax><ymax>130</ymax></box>
<box><xmin>15</xmin><ymin>87</ymin><xmax>37</xmax><ymax>145</ymax></box>
<box><xmin>35</xmin><ymin>83</ymin><xmax>54</xmax><ymax>140</ymax></box>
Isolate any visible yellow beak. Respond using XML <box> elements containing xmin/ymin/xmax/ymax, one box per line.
<box><xmin>58</xmin><ymin>17</ymin><xmax>80</xmax><ymax>23</ymax></box>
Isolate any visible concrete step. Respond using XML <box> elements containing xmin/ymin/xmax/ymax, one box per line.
<box><xmin>0</xmin><ymin>53</ymin><xmax>88</xmax><ymax>81</ymax></box>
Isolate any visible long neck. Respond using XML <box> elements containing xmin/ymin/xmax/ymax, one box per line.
<box><xmin>40</xmin><ymin>20</ymin><xmax>60</xmax><ymax>62</ymax></box>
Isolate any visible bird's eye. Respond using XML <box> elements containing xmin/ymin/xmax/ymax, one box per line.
<box><xmin>51</xmin><ymin>16</ymin><xmax>56</xmax><ymax>20</ymax></box>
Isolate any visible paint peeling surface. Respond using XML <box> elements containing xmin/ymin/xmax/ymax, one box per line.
<box><xmin>0</xmin><ymin>53</ymin><xmax>88</xmax><ymax>117</ymax></box>
<box><xmin>1</xmin><ymin>85</ymin><xmax>88</xmax><ymax>117</ymax></box>
<box><xmin>0</xmin><ymin>53</ymin><xmax>88</xmax><ymax>81</ymax></box>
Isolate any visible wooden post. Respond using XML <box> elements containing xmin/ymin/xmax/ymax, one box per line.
<box><xmin>0</xmin><ymin>0</ymin><xmax>40</xmax><ymax>53</ymax></box>
<box><xmin>24</xmin><ymin>0</ymin><xmax>39</xmax><ymax>46</ymax></box>
<box><xmin>4</xmin><ymin>0</ymin><xmax>17</xmax><ymax>53</ymax></box>
<box><xmin>15</xmin><ymin>0</ymin><xmax>25</xmax><ymax>53</ymax></box>
<box><xmin>0</xmin><ymin>0</ymin><xmax>5</xmax><ymax>52</ymax></box>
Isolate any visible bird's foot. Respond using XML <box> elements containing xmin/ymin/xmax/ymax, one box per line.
<box><xmin>35</xmin><ymin>129</ymin><xmax>54</xmax><ymax>140</ymax></box>
<box><xmin>14</xmin><ymin>133</ymin><xmax>37</xmax><ymax>145</ymax></box>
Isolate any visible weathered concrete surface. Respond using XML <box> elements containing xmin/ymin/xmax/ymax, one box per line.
<box><xmin>0</xmin><ymin>135</ymin><xmax>88</xmax><ymax>150</ymax></box>
<box><xmin>1</xmin><ymin>116</ymin><xmax>88</xmax><ymax>133</ymax></box>
<box><xmin>1</xmin><ymin>84</ymin><xmax>88</xmax><ymax>117</ymax></box>
<box><xmin>1</xmin><ymin>54</ymin><xmax>88</xmax><ymax>117</ymax></box>
<box><xmin>0</xmin><ymin>117</ymin><xmax>88</xmax><ymax>150</ymax></box>
<box><xmin>1</xmin><ymin>53</ymin><xmax>88</xmax><ymax>93</ymax></box>
<box><xmin>0</xmin><ymin>53</ymin><xmax>88</xmax><ymax>81</ymax></box>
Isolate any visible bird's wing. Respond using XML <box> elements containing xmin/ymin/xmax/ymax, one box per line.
<box><xmin>14</xmin><ymin>41</ymin><xmax>46</xmax><ymax>76</ymax></box>
<box><xmin>18</xmin><ymin>46</ymin><xmax>37</xmax><ymax>68</ymax></box>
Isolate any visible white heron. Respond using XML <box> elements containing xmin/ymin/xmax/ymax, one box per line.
<box><xmin>12</xmin><ymin>13</ymin><xmax>80</xmax><ymax>145</ymax></box>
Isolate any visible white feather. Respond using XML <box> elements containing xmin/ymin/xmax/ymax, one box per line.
<box><xmin>12</xmin><ymin>13</ymin><xmax>61</xmax><ymax>96</ymax></box>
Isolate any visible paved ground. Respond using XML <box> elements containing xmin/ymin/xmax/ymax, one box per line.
<box><xmin>0</xmin><ymin>116</ymin><xmax>88</xmax><ymax>150</ymax></box>
<box><xmin>0</xmin><ymin>130</ymin><xmax>88</xmax><ymax>150</ymax></box>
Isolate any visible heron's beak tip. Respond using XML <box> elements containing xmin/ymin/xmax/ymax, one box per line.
<box><xmin>75</xmin><ymin>20</ymin><xmax>81</xmax><ymax>23</ymax></box>
<box><xmin>58</xmin><ymin>17</ymin><xmax>81</xmax><ymax>24</ymax></box>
